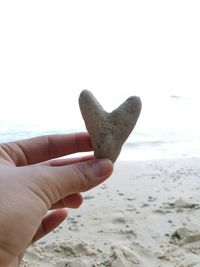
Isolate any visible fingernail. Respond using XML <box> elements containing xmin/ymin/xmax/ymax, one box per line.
<box><xmin>91</xmin><ymin>159</ymin><xmax>113</xmax><ymax>178</ymax></box>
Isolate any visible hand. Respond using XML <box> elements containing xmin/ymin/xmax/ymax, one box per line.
<box><xmin>0</xmin><ymin>132</ymin><xmax>113</xmax><ymax>267</ymax></box>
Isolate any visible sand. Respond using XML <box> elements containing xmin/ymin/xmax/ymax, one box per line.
<box><xmin>21</xmin><ymin>157</ymin><xmax>200</xmax><ymax>267</ymax></box>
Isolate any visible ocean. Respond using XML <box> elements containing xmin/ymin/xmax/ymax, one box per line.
<box><xmin>0</xmin><ymin>93</ymin><xmax>199</xmax><ymax>161</ymax></box>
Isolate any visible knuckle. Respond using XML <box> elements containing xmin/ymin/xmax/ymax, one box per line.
<box><xmin>74</xmin><ymin>163</ymin><xmax>93</xmax><ymax>191</ymax></box>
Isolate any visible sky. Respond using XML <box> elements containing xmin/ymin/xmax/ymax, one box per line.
<box><xmin>0</xmin><ymin>1</ymin><xmax>200</xmax><ymax>126</ymax></box>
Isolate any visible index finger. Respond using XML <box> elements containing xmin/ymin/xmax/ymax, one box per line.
<box><xmin>1</xmin><ymin>132</ymin><xmax>93</xmax><ymax>166</ymax></box>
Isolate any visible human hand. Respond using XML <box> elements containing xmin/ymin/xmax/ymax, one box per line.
<box><xmin>0</xmin><ymin>132</ymin><xmax>113</xmax><ymax>267</ymax></box>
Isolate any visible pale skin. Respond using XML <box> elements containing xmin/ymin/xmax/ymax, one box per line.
<box><xmin>0</xmin><ymin>132</ymin><xmax>113</xmax><ymax>267</ymax></box>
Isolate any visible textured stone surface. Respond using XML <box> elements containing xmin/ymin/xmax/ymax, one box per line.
<box><xmin>79</xmin><ymin>90</ymin><xmax>142</xmax><ymax>162</ymax></box>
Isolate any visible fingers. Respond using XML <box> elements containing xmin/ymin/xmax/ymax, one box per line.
<box><xmin>35</xmin><ymin>158</ymin><xmax>113</xmax><ymax>207</ymax></box>
<box><xmin>43</xmin><ymin>155</ymin><xmax>94</xmax><ymax>167</ymax></box>
<box><xmin>52</xmin><ymin>159</ymin><xmax>113</xmax><ymax>200</ymax></box>
<box><xmin>51</xmin><ymin>193</ymin><xmax>83</xmax><ymax>209</ymax></box>
<box><xmin>1</xmin><ymin>132</ymin><xmax>92</xmax><ymax>166</ymax></box>
<box><xmin>32</xmin><ymin>209</ymin><xmax>68</xmax><ymax>243</ymax></box>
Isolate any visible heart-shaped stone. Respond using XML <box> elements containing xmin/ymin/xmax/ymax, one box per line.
<box><xmin>79</xmin><ymin>90</ymin><xmax>142</xmax><ymax>162</ymax></box>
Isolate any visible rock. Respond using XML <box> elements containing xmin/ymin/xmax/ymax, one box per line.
<box><xmin>110</xmin><ymin>246</ymin><xmax>141</xmax><ymax>266</ymax></box>
<box><xmin>171</xmin><ymin>227</ymin><xmax>200</xmax><ymax>245</ymax></box>
<box><xmin>79</xmin><ymin>90</ymin><xmax>142</xmax><ymax>162</ymax></box>
<box><xmin>84</xmin><ymin>195</ymin><xmax>95</xmax><ymax>200</ymax></box>
<box><xmin>62</xmin><ymin>259</ymin><xmax>93</xmax><ymax>267</ymax></box>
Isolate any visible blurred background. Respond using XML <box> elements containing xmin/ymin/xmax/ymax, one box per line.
<box><xmin>0</xmin><ymin>0</ymin><xmax>200</xmax><ymax>160</ymax></box>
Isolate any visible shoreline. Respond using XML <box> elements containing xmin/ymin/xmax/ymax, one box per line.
<box><xmin>22</xmin><ymin>157</ymin><xmax>200</xmax><ymax>266</ymax></box>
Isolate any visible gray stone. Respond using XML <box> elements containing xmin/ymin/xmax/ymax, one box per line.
<box><xmin>79</xmin><ymin>90</ymin><xmax>142</xmax><ymax>162</ymax></box>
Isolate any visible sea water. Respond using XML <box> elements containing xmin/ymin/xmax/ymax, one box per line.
<box><xmin>0</xmin><ymin>93</ymin><xmax>199</xmax><ymax>161</ymax></box>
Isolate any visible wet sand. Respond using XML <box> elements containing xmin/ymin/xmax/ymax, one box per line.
<box><xmin>21</xmin><ymin>158</ymin><xmax>200</xmax><ymax>266</ymax></box>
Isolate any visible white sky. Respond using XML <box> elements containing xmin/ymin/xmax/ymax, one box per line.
<box><xmin>0</xmin><ymin>1</ymin><xmax>200</xmax><ymax>124</ymax></box>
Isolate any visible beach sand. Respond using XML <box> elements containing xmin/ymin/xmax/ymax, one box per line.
<box><xmin>21</xmin><ymin>158</ymin><xmax>200</xmax><ymax>267</ymax></box>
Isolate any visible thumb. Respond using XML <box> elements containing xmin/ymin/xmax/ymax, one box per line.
<box><xmin>37</xmin><ymin>158</ymin><xmax>113</xmax><ymax>205</ymax></box>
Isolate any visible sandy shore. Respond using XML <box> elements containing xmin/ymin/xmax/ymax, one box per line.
<box><xmin>21</xmin><ymin>157</ymin><xmax>200</xmax><ymax>267</ymax></box>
